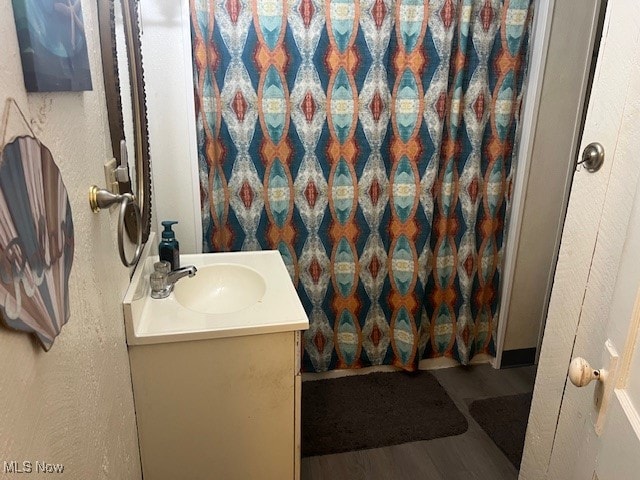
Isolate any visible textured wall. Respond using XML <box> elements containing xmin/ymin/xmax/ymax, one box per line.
<box><xmin>0</xmin><ymin>1</ymin><xmax>141</xmax><ymax>478</ymax></box>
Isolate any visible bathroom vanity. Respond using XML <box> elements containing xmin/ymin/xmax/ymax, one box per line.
<box><xmin>123</xmin><ymin>236</ymin><xmax>308</xmax><ymax>480</ymax></box>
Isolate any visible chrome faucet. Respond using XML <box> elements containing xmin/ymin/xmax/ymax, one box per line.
<box><xmin>150</xmin><ymin>262</ymin><xmax>197</xmax><ymax>299</ymax></box>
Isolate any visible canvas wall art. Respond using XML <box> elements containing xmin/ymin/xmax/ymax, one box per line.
<box><xmin>12</xmin><ymin>0</ymin><xmax>92</xmax><ymax>92</ymax></box>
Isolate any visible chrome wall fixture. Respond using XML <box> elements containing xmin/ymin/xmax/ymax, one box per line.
<box><xmin>89</xmin><ymin>185</ymin><xmax>142</xmax><ymax>267</ymax></box>
<box><xmin>578</xmin><ymin>142</ymin><xmax>605</xmax><ymax>172</ymax></box>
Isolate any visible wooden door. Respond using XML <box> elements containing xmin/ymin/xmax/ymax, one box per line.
<box><xmin>592</xmin><ymin>204</ymin><xmax>640</xmax><ymax>478</ymax></box>
<box><xmin>521</xmin><ymin>0</ymin><xmax>640</xmax><ymax>478</ymax></box>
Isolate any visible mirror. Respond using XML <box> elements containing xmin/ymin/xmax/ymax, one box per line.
<box><xmin>113</xmin><ymin>0</ymin><xmax>135</xmax><ymax>198</ymax></box>
<box><xmin>97</xmin><ymin>0</ymin><xmax>152</xmax><ymax>244</ymax></box>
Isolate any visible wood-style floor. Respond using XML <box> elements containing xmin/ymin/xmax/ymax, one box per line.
<box><xmin>301</xmin><ymin>364</ymin><xmax>536</xmax><ymax>480</ymax></box>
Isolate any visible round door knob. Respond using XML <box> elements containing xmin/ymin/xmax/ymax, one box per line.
<box><xmin>569</xmin><ymin>357</ymin><xmax>602</xmax><ymax>387</ymax></box>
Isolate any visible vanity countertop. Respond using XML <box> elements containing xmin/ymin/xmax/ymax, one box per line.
<box><xmin>123</xmin><ymin>234</ymin><xmax>309</xmax><ymax>346</ymax></box>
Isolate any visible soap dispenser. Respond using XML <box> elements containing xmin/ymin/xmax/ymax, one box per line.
<box><xmin>159</xmin><ymin>221</ymin><xmax>180</xmax><ymax>270</ymax></box>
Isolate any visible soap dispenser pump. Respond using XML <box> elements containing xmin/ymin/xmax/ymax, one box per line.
<box><xmin>159</xmin><ymin>221</ymin><xmax>180</xmax><ymax>270</ymax></box>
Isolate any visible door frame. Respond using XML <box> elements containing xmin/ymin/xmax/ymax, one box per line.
<box><xmin>494</xmin><ymin>0</ymin><xmax>604</xmax><ymax>368</ymax></box>
<box><xmin>494</xmin><ymin>0</ymin><xmax>555</xmax><ymax>367</ymax></box>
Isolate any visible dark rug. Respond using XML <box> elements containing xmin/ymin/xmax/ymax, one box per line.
<box><xmin>302</xmin><ymin>371</ymin><xmax>468</xmax><ymax>457</ymax></box>
<box><xmin>469</xmin><ymin>392</ymin><xmax>533</xmax><ymax>469</ymax></box>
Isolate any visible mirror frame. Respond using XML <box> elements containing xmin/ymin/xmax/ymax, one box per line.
<box><xmin>97</xmin><ymin>0</ymin><xmax>152</xmax><ymax>244</ymax></box>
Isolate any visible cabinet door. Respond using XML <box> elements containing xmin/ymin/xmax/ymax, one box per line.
<box><xmin>130</xmin><ymin>332</ymin><xmax>296</xmax><ymax>480</ymax></box>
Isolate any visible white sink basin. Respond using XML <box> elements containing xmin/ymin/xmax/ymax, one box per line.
<box><xmin>173</xmin><ymin>264</ymin><xmax>266</xmax><ymax>315</ymax></box>
<box><xmin>122</xmin><ymin>242</ymin><xmax>309</xmax><ymax>346</ymax></box>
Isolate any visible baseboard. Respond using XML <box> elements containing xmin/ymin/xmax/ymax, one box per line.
<box><xmin>303</xmin><ymin>365</ymin><xmax>399</xmax><ymax>382</ymax></box>
<box><xmin>501</xmin><ymin>348</ymin><xmax>537</xmax><ymax>368</ymax></box>
<box><xmin>419</xmin><ymin>353</ymin><xmax>494</xmax><ymax>371</ymax></box>
<box><xmin>302</xmin><ymin>353</ymin><xmax>495</xmax><ymax>382</ymax></box>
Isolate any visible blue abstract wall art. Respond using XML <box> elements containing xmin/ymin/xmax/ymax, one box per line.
<box><xmin>11</xmin><ymin>0</ymin><xmax>92</xmax><ymax>92</ymax></box>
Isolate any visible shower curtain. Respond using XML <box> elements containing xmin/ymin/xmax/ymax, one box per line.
<box><xmin>190</xmin><ymin>0</ymin><xmax>533</xmax><ymax>372</ymax></box>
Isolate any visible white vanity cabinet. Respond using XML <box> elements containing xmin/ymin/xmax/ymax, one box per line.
<box><xmin>129</xmin><ymin>331</ymin><xmax>303</xmax><ymax>480</ymax></box>
<box><xmin>123</xmin><ymin>241</ymin><xmax>308</xmax><ymax>480</ymax></box>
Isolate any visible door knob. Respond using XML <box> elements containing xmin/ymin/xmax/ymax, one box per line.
<box><xmin>569</xmin><ymin>357</ymin><xmax>606</xmax><ymax>387</ymax></box>
<box><xmin>578</xmin><ymin>142</ymin><xmax>605</xmax><ymax>172</ymax></box>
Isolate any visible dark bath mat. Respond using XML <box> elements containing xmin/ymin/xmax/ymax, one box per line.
<box><xmin>302</xmin><ymin>371</ymin><xmax>468</xmax><ymax>457</ymax></box>
<box><xmin>469</xmin><ymin>392</ymin><xmax>533</xmax><ymax>469</ymax></box>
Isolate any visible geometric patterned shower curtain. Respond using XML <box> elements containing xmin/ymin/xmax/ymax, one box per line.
<box><xmin>190</xmin><ymin>0</ymin><xmax>533</xmax><ymax>372</ymax></box>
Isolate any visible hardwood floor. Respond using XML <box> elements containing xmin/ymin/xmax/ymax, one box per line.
<box><xmin>301</xmin><ymin>364</ymin><xmax>536</xmax><ymax>480</ymax></box>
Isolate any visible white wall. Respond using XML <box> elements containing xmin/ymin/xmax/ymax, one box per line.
<box><xmin>0</xmin><ymin>1</ymin><xmax>141</xmax><ymax>478</ymax></box>
<box><xmin>501</xmin><ymin>0</ymin><xmax>599</xmax><ymax>355</ymax></box>
<box><xmin>495</xmin><ymin>0</ymin><xmax>555</xmax><ymax>360</ymax></box>
<box><xmin>140</xmin><ymin>0</ymin><xmax>201</xmax><ymax>254</ymax></box>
